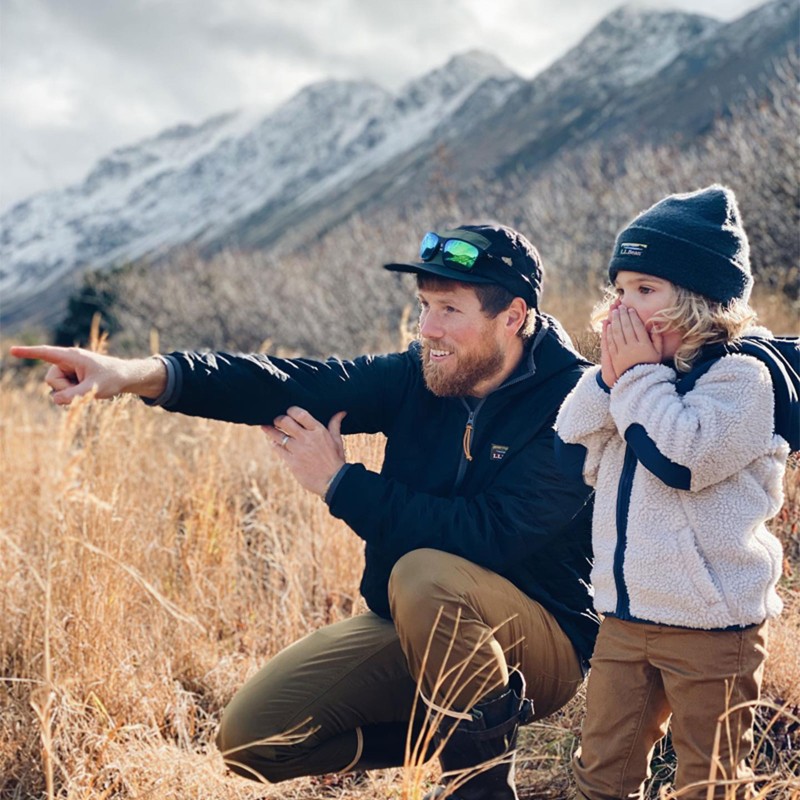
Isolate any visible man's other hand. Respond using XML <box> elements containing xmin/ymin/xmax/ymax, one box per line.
<box><xmin>262</xmin><ymin>407</ymin><xmax>347</xmax><ymax>497</ymax></box>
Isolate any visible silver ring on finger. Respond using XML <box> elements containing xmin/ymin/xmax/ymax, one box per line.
<box><xmin>280</xmin><ymin>433</ymin><xmax>290</xmax><ymax>448</ymax></box>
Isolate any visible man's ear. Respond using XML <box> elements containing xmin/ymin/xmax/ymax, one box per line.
<box><xmin>504</xmin><ymin>297</ymin><xmax>528</xmax><ymax>336</ymax></box>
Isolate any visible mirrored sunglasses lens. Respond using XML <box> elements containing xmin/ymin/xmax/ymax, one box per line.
<box><xmin>419</xmin><ymin>232</ymin><xmax>440</xmax><ymax>261</ymax></box>
<box><xmin>442</xmin><ymin>239</ymin><xmax>480</xmax><ymax>269</ymax></box>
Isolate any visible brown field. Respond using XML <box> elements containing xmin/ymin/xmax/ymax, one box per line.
<box><xmin>1</xmin><ymin>296</ymin><xmax>799</xmax><ymax>799</ymax></box>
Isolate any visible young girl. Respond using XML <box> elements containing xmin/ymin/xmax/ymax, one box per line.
<box><xmin>556</xmin><ymin>185</ymin><xmax>797</xmax><ymax>800</ymax></box>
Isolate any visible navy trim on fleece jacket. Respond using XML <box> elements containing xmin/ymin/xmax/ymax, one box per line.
<box><xmin>154</xmin><ymin>315</ymin><xmax>599</xmax><ymax>662</ymax></box>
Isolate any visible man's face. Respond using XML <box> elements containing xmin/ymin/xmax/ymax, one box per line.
<box><xmin>417</xmin><ymin>284</ymin><xmax>507</xmax><ymax>398</ymax></box>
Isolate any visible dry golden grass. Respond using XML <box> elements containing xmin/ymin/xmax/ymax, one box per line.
<box><xmin>2</xmin><ymin>316</ymin><xmax>798</xmax><ymax>799</ymax></box>
<box><xmin>0</xmin><ymin>377</ymin><xmax>381</xmax><ymax>799</ymax></box>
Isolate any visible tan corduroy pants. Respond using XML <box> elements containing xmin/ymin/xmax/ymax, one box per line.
<box><xmin>215</xmin><ymin>548</ymin><xmax>585</xmax><ymax>783</ymax></box>
<box><xmin>574</xmin><ymin>616</ymin><xmax>768</xmax><ymax>800</ymax></box>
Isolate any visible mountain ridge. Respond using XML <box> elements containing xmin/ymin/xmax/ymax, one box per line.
<box><xmin>1</xmin><ymin>1</ymin><xmax>795</xmax><ymax>331</ymax></box>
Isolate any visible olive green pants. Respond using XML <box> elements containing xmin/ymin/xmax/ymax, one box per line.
<box><xmin>216</xmin><ymin>548</ymin><xmax>585</xmax><ymax>783</ymax></box>
<box><xmin>574</xmin><ymin>617</ymin><xmax>768</xmax><ymax>800</ymax></box>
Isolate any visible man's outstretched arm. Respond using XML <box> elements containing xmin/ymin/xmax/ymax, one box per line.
<box><xmin>9</xmin><ymin>346</ymin><xmax>167</xmax><ymax>404</ymax></box>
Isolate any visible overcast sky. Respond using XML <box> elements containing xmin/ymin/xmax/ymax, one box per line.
<box><xmin>0</xmin><ymin>0</ymin><xmax>769</xmax><ymax>212</ymax></box>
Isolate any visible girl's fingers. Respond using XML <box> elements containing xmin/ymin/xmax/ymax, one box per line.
<box><xmin>625</xmin><ymin>307</ymin><xmax>652</xmax><ymax>341</ymax></box>
<box><xmin>602</xmin><ymin>321</ymin><xmax>618</xmax><ymax>354</ymax></box>
<box><xmin>609</xmin><ymin>310</ymin><xmax>626</xmax><ymax>347</ymax></box>
<box><xmin>600</xmin><ymin>326</ymin><xmax>618</xmax><ymax>386</ymax></box>
<box><xmin>618</xmin><ymin>307</ymin><xmax>641</xmax><ymax>341</ymax></box>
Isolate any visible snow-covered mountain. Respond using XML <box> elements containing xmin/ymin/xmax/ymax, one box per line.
<box><xmin>532</xmin><ymin>5</ymin><xmax>721</xmax><ymax>96</ymax></box>
<box><xmin>1</xmin><ymin>0</ymin><xmax>795</xmax><ymax>331</ymax></box>
<box><xmin>441</xmin><ymin>5</ymin><xmax>720</xmax><ymax>181</ymax></box>
<box><xmin>590</xmin><ymin>0</ymin><xmax>800</xmax><ymax>140</ymax></box>
<box><xmin>1</xmin><ymin>51</ymin><xmax>520</xmax><ymax>327</ymax></box>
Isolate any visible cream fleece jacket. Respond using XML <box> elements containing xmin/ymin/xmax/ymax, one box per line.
<box><xmin>556</xmin><ymin>355</ymin><xmax>787</xmax><ymax>629</ymax></box>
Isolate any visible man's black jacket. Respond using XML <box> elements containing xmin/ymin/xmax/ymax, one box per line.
<box><xmin>157</xmin><ymin>316</ymin><xmax>598</xmax><ymax>662</ymax></box>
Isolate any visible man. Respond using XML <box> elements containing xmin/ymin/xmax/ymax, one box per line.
<box><xmin>12</xmin><ymin>224</ymin><xmax>597</xmax><ymax>800</ymax></box>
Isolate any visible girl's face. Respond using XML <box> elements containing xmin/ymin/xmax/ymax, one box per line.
<box><xmin>612</xmin><ymin>271</ymin><xmax>683</xmax><ymax>360</ymax></box>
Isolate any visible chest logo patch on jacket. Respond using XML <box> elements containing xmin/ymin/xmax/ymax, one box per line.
<box><xmin>490</xmin><ymin>444</ymin><xmax>509</xmax><ymax>461</ymax></box>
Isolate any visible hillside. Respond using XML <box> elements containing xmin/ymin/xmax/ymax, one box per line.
<box><xmin>2</xmin><ymin>0</ymin><xmax>796</xmax><ymax>334</ymax></box>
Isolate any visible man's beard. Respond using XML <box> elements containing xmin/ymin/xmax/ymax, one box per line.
<box><xmin>421</xmin><ymin>338</ymin><xmax>506</xmax><ymax>397</ymax></box>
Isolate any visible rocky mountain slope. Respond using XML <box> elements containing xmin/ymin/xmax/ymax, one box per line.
<box><xmin>2</xmin><ymin>0</ymin><xmax>795</xmax><ymax>330</ymax></box>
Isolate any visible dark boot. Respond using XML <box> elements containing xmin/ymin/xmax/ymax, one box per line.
<box><xmin>351</xmin><ymin>720</ymin><xmax>435</xmax><ymax>771</ymax></box>
<box><xmin>423</xmin><ymin>670</ymin><xmax>534</xmax><ymax>800</ymax></box>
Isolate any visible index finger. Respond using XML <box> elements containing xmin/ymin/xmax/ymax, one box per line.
<box><xmin>284</xmin><ymin>406</ymin><xmax>321</xmax><ymax>431</ymax></box>
<box><xmin>603</xmin><ymin>319</ymin><xmax>619</xmax><ymax>354</ymax></box>
<box><xmin>618</xmin><ymin>308</ymin><xmax>644</xmax><ymax>342</ymax></box>
<box><xmin>9</xmin><ymin>345</ymin><xmax>78</xmax><ymax>365</ymax></box>
<box><xmin>626</xmin><ymin>308</ymin><xmax>650</xmax><ymax>337</ymax></box>
<box><xmin>608</xmin><ymin>309</ymin><xmax>628</xmax><ymax>346</ymax></box>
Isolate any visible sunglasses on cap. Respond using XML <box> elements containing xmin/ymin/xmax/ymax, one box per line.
<box><xmin>419</xmin><ymin>230</ymin><xmax>492</xmax><ymax>271</ymax></box>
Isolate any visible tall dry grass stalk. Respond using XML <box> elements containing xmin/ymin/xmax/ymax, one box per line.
<box><xmin>1</xmin><ymin>331</ymin><xmax>798</xmax><ymax>799</ymax></box>
<box><xmin>398</xmin><ymin>607</ymin><xmax>525</xmax><ymax>800</ymax></box>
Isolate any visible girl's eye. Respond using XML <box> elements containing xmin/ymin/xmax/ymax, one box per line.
<box><xmin>639</xmin><ymin>286</ymin><xmax>653</xmax><ymax>294</ymax></box>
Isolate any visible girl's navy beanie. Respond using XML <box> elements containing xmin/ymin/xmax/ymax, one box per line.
<box><xmin>608</xmin><ymin>184</ymin><xmax>752</xmax><ymax>304</ymax></box>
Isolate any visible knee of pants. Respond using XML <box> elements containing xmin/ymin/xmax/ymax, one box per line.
<box><xmin>215</xmin><ymin>701</ymin><xmax>289</xmax><ymax>783</ymax></box>
<box><xmin>389</xmin><ymin>548</ymin><xmax>460</xmax><ymax>623</ymax></box>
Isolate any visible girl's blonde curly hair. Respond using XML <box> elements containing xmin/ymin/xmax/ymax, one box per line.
<box><xmin>592</xmin><ymin>284</ymin><xmax>758</xmax><ymax>372</ymax></box>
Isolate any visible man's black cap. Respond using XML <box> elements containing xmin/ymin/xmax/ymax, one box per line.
<box><xmin>384</xmin><ymin>224</ymin><xmax>542</xmax><ymax>308</ymax></box>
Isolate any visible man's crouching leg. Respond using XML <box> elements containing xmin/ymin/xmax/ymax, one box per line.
<box><xmin>389</xmin><ymin>549</ymin><xmax>585</xmax><ymax>799</ymax></box>
<box><xmin>215</xmin><ymin>613</ymin><xmax>419</xmax><ymax>783</ymax></box>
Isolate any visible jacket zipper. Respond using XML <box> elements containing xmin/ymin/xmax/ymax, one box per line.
<box><xmin>451</xmin><ymin>333</ymin><xmax>542</xmax><ymax>491</ymax></box>
<box><xmin>455</xmin><ymin>403</ymin><xmax>483</xmax><ymax>489</ymax></box>
<box><xmin>613</xmin><ymin>444</ymin><xmax>637</xmax><ymax>618</ymax></box>
<box><xmin>463</xmin><ymin>412</ymin><xmax>475</xmax><ymax>462</ymax></box>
